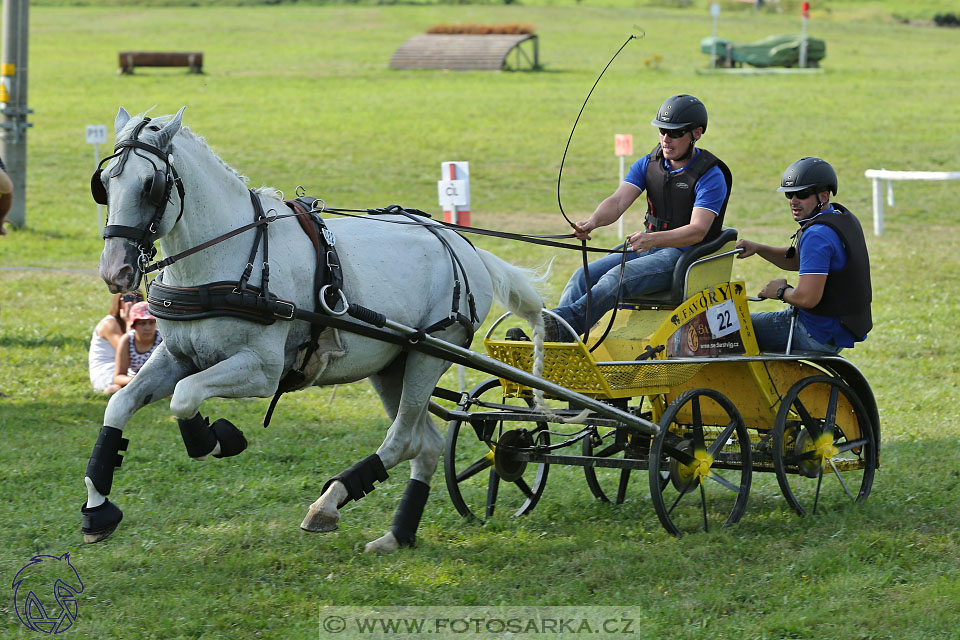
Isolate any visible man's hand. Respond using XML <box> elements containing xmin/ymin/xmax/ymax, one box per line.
<box><xmin>736</xmin><ymin>239</ymin><xmax>758</xmax><ymax>259</ymax></box>
<box><xmin>758</xmin><ymin>277</ymin><xmax>789</xmax><ymax>300</ymax></box>
<box><xmin>626</xmin><ymin>231</ymin><xmax>656</xmax><ymax>252</ymax></box>
<box><xmin>572</xmin><ymin>219</ymin><xmax>595</xmax><ymax>241</ymax></box>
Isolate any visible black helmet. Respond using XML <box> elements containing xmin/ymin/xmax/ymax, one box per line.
<box><xmin>777</xmin><ymin>157</ymin><xmax>838</xmax><ymax>195</ymax></box>
<box><xmin>651</xmin><ymin>94</ymin><xmax>708</xmax><ymax>133</ymax></box>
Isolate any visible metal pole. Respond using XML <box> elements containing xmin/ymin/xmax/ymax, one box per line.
<box><xmin>1</xmin><ymin>0</ymin><xmax>30</xmax><ymax>229</ymax></box>
<box><xmin>378</xmin><ymin>315</ymin><xmax>659</xmax><ymax>435</ymax></box>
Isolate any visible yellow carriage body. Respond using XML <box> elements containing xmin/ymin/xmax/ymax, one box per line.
<box><xmin>484</xmin><ymin>279</ymin><xmax>866</xmax><ymax>443</ymax></box>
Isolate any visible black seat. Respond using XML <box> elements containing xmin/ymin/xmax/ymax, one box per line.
<box><xmin>621</xmin><ymin>228</ymin><xmax>739</xmax><ymax>308</ymax></box>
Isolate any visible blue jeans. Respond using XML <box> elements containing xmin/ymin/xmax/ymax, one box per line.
<box><xmin>751</xmin><ymin>309</ymin><xmax>842</xmax><ymax>355</ymax></box>
<box><xmin>553</xmin><ymin>246</ymin><xmax>682</xmax><ymax>335</ymax></box>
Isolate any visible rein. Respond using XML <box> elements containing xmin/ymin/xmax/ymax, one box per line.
<box><xmin>137</xmin><ymin>203</ymin><xmax>632</xmax><ymax>276</ymax></box>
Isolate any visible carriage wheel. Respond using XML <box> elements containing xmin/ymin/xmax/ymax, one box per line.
<box><xmin>443</xmin><ymin>378</ymin><xmax>549</xmax><ymax>521</ymax></box>
<box><xmin>772</xmin><ymin>375</ymin><xmax>877</xmax><ymax>517</ymax></box>
<box><xmin>583</xmin><ymin>427</ymin><xmax>665</xmax><ymax>504</ymax></box>
<box><xmin>648</xmin><ymin>388</ymin><xmax>752</xmax><ymax>536</ymax></box>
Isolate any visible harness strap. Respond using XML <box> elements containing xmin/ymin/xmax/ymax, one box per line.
<box><xmin>383</xmin><ymin>205</ymin><xmax>477</xmax><ymax>346</ymax></box>
<box><xmin>263</xmin><ymin>198</ymin><xmax>346</xmax><ymax>428</ymax></box>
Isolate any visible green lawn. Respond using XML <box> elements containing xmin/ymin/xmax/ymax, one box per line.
<box><xmin>2</xmin><ymin>3</ymin><xmax>960</xmax><ymax>639</ymax></box>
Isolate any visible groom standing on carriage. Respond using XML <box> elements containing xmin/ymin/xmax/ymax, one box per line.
<box><xmin>542</xmin><ymin>94</ymin><xmax>733</xmax><ymax>342</ymax></box>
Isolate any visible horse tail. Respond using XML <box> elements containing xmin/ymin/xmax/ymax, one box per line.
<box><xmin>475</xmin><ymin>249</ymin><xmax>552</xmax><ymax>413</ymax></box>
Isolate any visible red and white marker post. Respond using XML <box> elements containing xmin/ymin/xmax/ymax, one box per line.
<box><xmin>438</xmin><ymin>161</ymin><xmax>470</xmax><ymax>226</ymax></box>
<box><xmin>800</xmin><ymin>1</ymin><xmax>810</xmax><ymax>68</ymax></box>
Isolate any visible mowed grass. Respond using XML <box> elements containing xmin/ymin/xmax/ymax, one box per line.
<box><xmin>2</xmin><ymin>3</ymin><xmax>960</xmax><ymax>639</ymax></box>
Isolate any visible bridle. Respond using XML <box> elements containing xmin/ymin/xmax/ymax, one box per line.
<box><xmin>91</xmin><ymin>117</ymin><xmax>185</xmax><ymax>272</ymax></box>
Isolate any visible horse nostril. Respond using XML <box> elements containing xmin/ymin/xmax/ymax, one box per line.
<box><xmin>116</xmin><ymin>265</ymin><xmax>134</xmax><ymax>286</ymax></box>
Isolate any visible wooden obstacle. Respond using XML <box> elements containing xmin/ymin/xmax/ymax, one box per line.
<box><xmin>389</xmin><ymin>35</ymin><xmax>538</xmax><ymax>71</ymax></box>
<box><xmin>118</xmin><ymin>52</ymin><xmax>203</xmax><ymax>74</ymax></box>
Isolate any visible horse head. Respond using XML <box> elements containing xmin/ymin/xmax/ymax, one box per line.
<box><xmin>96</xmin><ymin>106</ymin><xmax>186</xmax><ymax>293</ymax></box>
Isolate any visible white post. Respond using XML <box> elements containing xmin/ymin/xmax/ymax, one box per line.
<box><xmin>886</xmin><ymin>180</ymin><xmax>895</xmax><ymax>207</ymax></box>
<box><xmin>616</xmin><ymin>154</ymin><xmax>626</xmax><ymax>239</ymax></box>
<box><xmin>710</xmin><ymin>3</ymin><xmax>721</xmax><ymax>70</ymax></box>
<box><xmin>871</xmin><ymin>176</ymin><xmax>884</xmax><ymax>236</ymax></box>
<box><xmin>613</xmin><ymin>134</ymin><xmax>632</xmax><ymax>240</ymax></box>
<box><xmin>86</xmin><ymin>124</ymin><xmax>108</xmax><ymax>232</ymax></box>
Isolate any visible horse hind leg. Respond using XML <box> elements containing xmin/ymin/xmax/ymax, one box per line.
<box><xmin>365</xmin><ymin>353</ymin><xmax>446</xmax><ymax>553</ymax></box>
<box><xmin>363</xmin><ymin>441</ymin><xmax>436</xmax><ymax>555</ymax></box>
<box><xmin>300</xmin><ymin>354</ymin><xmax>407</xmax><ymax>535</ymax></box>
<box><xmin>301</xmin><ymin>352</ymin><xmax>445</xmax><ymax>550</ymax></box>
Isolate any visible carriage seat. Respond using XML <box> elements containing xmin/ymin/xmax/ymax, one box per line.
<box><xmin>621</xmin><ymin>228</ymin><xmax>739</xmax><ymax>309</ymax></box>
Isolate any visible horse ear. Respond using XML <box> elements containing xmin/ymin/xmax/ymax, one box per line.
<box><xmin>157</xmin><ymin>106</ymin><xmax>186</xmax><ymax>150</ymax></box>
<box><xmin>115</xmin><ymin>107</ymin><xmax>131</xmax><ymax>133</ymax></box>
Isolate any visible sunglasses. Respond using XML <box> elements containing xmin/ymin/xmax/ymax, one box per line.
<box><xmin>658</xmin><ymin>128</ymin><xmax>689</xmax><ymax>139</ymax></box>
<box><xmin>784</xmin><ymin>188</ymin><xmax>817</xmax><ymax>200</ymax></box>
<box><xmin>122</xmin><ymin>294</ymin><xmax>143</xmax><ymax>303</ymax></box>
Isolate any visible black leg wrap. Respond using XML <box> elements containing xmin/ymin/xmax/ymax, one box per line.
<box><xmin>81</xmin><ymin>499</ymin><xmax>123</xmax><ymax>538</ymax></box>
<box><xmin>211</xmin><ymin>419</ymin><xmax>248</xmax><ymax>458</ymax></box>
<box><xmin>85</xmin><ymin>426</ymin><xmax>129</xmax><ymax>496</ymax></box>
<box><xmin>322</xmin><ymin>454</ymin><xmax>389</xmax><ymax>508</ymax></box>
<box><xmin>178</xmin><ymin>413</ymin><xmax>216</xmax><ymax>458</ymax></box>
<box><xmin>391</xmin><ymin>479</ymin><xmax>430</xmax><ymax>547</ymax></box>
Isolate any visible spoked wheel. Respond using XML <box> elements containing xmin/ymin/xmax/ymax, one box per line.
<box><xmin>583</xmin><ymin>427</ymin><xmax>664</xmax><ymax>504</ymax></box>
<box><xmin>649</xmin><ymin>388</ymin><xmax>752</xmax><ymax>536</ymax></box>
<box><xmin>444</xmin><ymin>378</ymin><xmax>549</xmax><ymax>521</ymax></box>
<box><xmin>772</xmin><ymin>375</ymin><xmax>877</xmax><ymax>517</ymax></box>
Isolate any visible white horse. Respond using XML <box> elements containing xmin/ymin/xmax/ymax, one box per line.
<box><xmin>86</xmin><ymin>106</ymin><xmax>545</xmax><ymax>553</ymax></box>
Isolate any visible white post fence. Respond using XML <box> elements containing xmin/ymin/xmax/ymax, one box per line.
<box><xmin>864</xmin><ymin>169</ymin><xmax>960</xmax><ymax>236</ymax></box>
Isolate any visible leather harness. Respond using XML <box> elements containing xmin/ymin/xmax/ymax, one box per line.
<box><xmin>146</xmin><ymin>195</ymin><xmax>480</xmax><ymax>426</ymax></box>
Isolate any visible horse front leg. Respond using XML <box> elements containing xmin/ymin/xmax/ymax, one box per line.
<box><xmin>169</xmin><ymin>349</ymin><xmax>280</xmax><ymax>461</ymax></box>
<box><xmin>83</xmin><ymin>344</ymin><xmax>191</xmax><ymax>543</ymax></box>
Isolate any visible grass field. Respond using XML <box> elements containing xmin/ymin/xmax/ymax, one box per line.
<box><xmin>2</xmin><ymin>2</ymin><xmax>960</xmax><ymax>638</ymax></box>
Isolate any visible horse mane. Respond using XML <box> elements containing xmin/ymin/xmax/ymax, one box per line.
<box><xmin>118</xmin><ymin>111</ymin><xmax>283</xmax><ymax>202</ymax></box>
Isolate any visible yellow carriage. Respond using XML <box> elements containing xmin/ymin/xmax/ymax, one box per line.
<box><xmin>442</xmin><ymin>229</ymin><xmax>879</xmax><ymax>536</ymax></box>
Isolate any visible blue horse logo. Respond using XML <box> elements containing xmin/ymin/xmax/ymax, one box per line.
<box><xmin>12</xmin><ymin>552</ymin><xmax>84</xmax><ymax>634</ymax></box>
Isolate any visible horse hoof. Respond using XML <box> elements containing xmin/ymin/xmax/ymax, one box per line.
<box><xmin>300</xmin><ymin>507</ymin><xmax>339</xmax><ymax>533</ymax></box>
<box><xmin>364</xmin><ymin>532</ymin><xmax>400</xmax><ymax>554</ymax></box>
<box><xmin>211</xmin><ymin>419</ymin><xmax>247</xmax><ymax>458</ymax></box>
<box><xmin>81</xmin><ymin>499</ymin><xmax>123</xmax><ymax>544</ymax></box>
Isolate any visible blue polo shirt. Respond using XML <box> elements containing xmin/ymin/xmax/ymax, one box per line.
<box><xmin>796</xmin><ymin>208</ymin><xmax>861</xmax><ymax>347</ymax></box>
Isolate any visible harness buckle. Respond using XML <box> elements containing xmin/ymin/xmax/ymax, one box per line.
<box><xmin>322</xmin><ymin>228</ymin><xmax>336</xmax><ymax>246</ymax></box>
<box><xmin>272</xmin><ymin>300</ymin><xmax>296</xmax><ymax>320</ymax></box>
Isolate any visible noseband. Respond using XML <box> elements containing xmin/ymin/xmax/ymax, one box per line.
<box><xmin>91</xmin><ymin>117</ymin><xmax>185</xmax><ymax>271</ymax></box>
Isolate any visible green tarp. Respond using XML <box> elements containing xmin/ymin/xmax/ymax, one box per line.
<box><xmin>701</xmin><ymin>34</ymin><xmax>826</xmax><ymax>68</ymax></box>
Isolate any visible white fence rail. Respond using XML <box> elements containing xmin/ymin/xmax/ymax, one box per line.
<box><xmin>864</xmin><ymin>169</ymin><xmax>960</xmax><ymax>235</ymax></box>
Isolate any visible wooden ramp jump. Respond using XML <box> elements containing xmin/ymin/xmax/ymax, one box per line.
<box><xmin>389</xmin><ymin>34</ymin><xmax>539</xmax><ymax>71</ymax></box>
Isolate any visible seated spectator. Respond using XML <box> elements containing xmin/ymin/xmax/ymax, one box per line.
<box><xmin>88</xmin><ymin>291</ymin><xmax>143</xmax><ymax>394</ymax></box>
<box><xmin>113</xmin><ymin>302</ymin><xmax>162</xmax><ymax>389</ymax></box>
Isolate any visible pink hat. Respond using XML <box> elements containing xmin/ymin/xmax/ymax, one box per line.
<box><xmin>128</xmin><ymin>301</ymin><xmax>156</xmax><ymax>325</ymax></box>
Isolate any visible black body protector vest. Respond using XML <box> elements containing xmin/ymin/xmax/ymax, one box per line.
<box><xmin>799</xmin><ymin>203</ymin><xmax>873</xmax><ymax>339</ymax></box>
<box><xmin>643</xmin><ymin>144</ymin><xmax>733</xmax><ymax>245</ymax></box>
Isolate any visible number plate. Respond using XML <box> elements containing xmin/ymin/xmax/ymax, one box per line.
<box><xmin>707</xmin><ymin>299</ymin><xmax>739</xmax><ymax>338</ymax></box>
